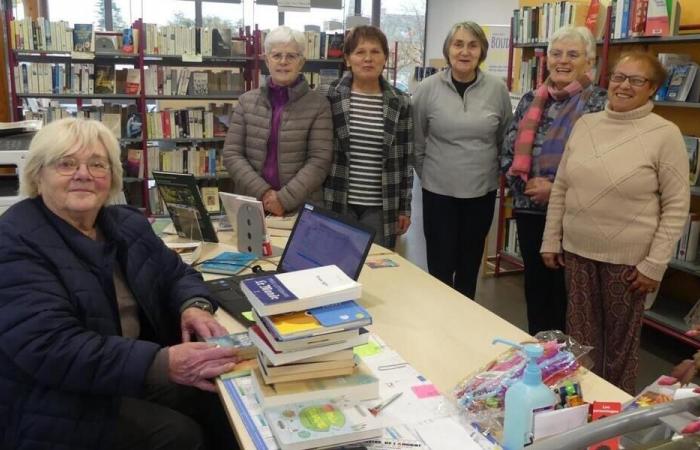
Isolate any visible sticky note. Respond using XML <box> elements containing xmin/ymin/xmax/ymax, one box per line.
<box><xmin>242</xmin><ymin>311</ymin><xmax>254</xmax><ymax>321</ymax></box>
<box><xmin>412</xmin><ymin>384</ymin><xmax>440</xmax><ymax>399</ymax></box>
<box><xmin>354</xmin><ymin>341</ymin><xmax>383</xmax><ymax>357</ymax></box>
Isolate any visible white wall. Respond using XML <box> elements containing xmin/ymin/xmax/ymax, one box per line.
<box><xmin>425</xmin><ymin>0</ymin><xmax>517</xmax><ymax>63</ymax></box>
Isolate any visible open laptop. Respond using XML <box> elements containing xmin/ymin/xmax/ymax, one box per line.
<box><xmin>206</xmin><ymin>203</ymin><xmax>376</xmax><ymax>325</ymax></box>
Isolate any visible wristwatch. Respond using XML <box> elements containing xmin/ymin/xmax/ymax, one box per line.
<box><xmin>189</xmin><ymin>300</ymin><xmax>214</xmax><ymax>314</ymax></box>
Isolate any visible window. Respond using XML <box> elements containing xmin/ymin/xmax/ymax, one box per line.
<box><xmin>202</xmin><ymin>1</ymin><xmax>244</xmax><ymax>30</ymax></box>
<box><xmin>285</xmin><ymin>8</ymin><xmax>344</xmax><ymax>32</ymax></box>
<box><xmin>47</xmin><ymin>0</ymin><xmax>101</xmax><ymax>28</ymax></box>
<box><xmin>141</xmin><ymin>0</ymin><xmax>195</xmax><ymax>26</ymax></box>
<box><xmin>380</xmin><ymin>0</ymin><xmax>426</xmax><ymax>87</ymax></box>
<box><xmin>112</xmin><ymin>0</ymin><xmax>139</xmax><ymax>29</ymax></box>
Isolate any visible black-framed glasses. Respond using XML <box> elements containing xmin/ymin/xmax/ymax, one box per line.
<box><xmin>609</xmin><ymin>72</ymin><xmax>650</xmax><ymax>87</ymax></box>
<box><xmin>52</xmin><ymin>156</ymin><xmax>111</xmax><ymax>178</ymax></box>
<box><xmin>268</xmin><ymin>52</ymin><xmax>301</xmax><ymax>63</ymax></box>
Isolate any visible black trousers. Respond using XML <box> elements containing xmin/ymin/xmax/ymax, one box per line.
<box><xmin>514</xmin><ymin>211</ymin><xmax>567</xmax><ymax>336</ymax></box>
<box><xmin>422</xmin><ymin>189</ymin><xmax>496</xmax><ymax>300</ymax></box>
<box><xmin>114</xmin><ymin>383</ymin><xmax>239</xmax><ymax>450</ymax></box>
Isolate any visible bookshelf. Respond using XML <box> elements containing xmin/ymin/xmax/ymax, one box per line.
<box><xmin>3</xmin><ymin>16</ymin><xmax>259</xmax><ymax>214</ymax></box>
<box><xmin>498</xmin><ymin>0</ymin><xmax>700</xmax><ymax>347</ymax></box>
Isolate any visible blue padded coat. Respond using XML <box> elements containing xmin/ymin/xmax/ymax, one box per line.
<box><xmin>0</xmin><ymin>197</ymin><xmax>215</xmax><ymax>450</ymax></box>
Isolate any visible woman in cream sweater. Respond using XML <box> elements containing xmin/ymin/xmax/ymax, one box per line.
<box><xmin>541</xmin><ymin>51</ymin><xmax>690</xmax><ymax>393</ymax></box>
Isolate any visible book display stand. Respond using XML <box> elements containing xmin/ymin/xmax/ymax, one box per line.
<box><xmin>237</xmin><ymin>203</ymin><xmax>266</xmax><ymax>257</ymax></box>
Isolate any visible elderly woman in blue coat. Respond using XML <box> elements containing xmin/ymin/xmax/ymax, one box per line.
<box><xmin>0</xmin><ymin>118</ymin><xmax>239</xmax><ymax>450</ymax></box>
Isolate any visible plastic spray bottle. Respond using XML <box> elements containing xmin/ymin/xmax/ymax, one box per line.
<box><xmin>493</xmin><ymin>338</ymin><xmax>557</xmax><ymax>450</ymax></box>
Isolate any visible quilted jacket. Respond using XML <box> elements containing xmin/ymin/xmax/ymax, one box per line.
<box><xmin>0</xmin><ymin>197</ymin><xmax>214</xmax><ymax>450</ymax></box>
<box><xmin>222</xmin><ymin>76</ymin><xmax>333</xmax><ymax>212</ymax></box>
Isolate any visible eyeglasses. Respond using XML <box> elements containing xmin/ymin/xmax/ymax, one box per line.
<box><xmin>53</xmin><ymin>156</ymin><xmax>111</xmax><ymax>178</ymax></box>
<box><xmin>268</xmin><ymin>52</ymin><xmax>301</xmax><ymax>63</ymax></box>
<box><xmin>609</xmin><ymin>72</ymin><xmax>650</xmax><ymax>87</ymax></box>
<box><xmin>548</xmin><ymin>50</ymin><xmax>583</xmax><ymax>61</ymax></box>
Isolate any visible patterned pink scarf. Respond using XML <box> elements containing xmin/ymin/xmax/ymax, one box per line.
<box><xmin>509</xmin><ymin>74</ymin><xmax>592</xmax><ymax>182</ymax></box>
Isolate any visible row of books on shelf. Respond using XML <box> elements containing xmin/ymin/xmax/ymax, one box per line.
<box><xmin>504</xmin><ymin>218</ymin><xmax>522</xmax><ymax>257</ymax></box>
<box><xmin>143</xmin><ymin>67</ymin><xmax>244</xmax><ymax>96</ymax></box>
<box><xmin>142</xmin><ymin>23</ymin><xmax>246</xmax><ymax>57</ymax></box>
<box><xmin>10</xmin><ymin>19</ymin><xmax>138</xmax><ymax>54</ymax></box>
<box><xmin>26</xmin><ymin>104</ymin><xmax>142</xmax><ymax>139</ymax></box>
<box><xmin>513</xmin><ymin>0</ymin><xmax>593</xmax><ymax>44</ymax></box>
<box><xmin>518</xmin><ymin>48</ymin><xmax>547</xmax><ymax>94</ymax></box>
<box><xmin>513</xmin><ymin>0</ymin><xmax>682</xmax><ymax>45</ymax></box>
<box><xmin>145</xmin><ymin>104</ymin><xmax>233</xmax><ymax>140</ymax></box>
<box><xmin>674</xmin><ymin>213</ymin><xmax>700</xmax><ymax>263</ymax></box>
<box><xmin>12</xmin><ymin>62</ymin><xmax>138</xmax><ymax>96</ymax></box>
<box><xmin>13</xmin><ymin>62</ymin><xmax>246</xmax><ymax>97</ymax></box>
<box><xmin>655</xmin><ymin>54</ymin><xmax>700</xmax><ymax>103</ymax></box>
<box><xmin>127</xmin><ymin>145</ymin><xmax>225</xmax><ymax>179</ymax></box>
<box><xmin>611</xmin><ymin>0</ymin><xmax>682</xmax><ymax>39</ymax></box>
<box><xmin>300</xmin><ymin>31</ymin><xmax>345</xmax><ymax>59</ymax></box>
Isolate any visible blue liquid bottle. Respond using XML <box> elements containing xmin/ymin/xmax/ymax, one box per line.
<box><xmin>493</xmin><ymin>338</ymin><xmax>557</xmax><ymax>450</ymax></box>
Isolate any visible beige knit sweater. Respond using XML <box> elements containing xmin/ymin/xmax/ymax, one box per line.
<box><xmin>541</xmin><ymin>101</ymin><xmax>690</xmax><ymax>281</ymax></box>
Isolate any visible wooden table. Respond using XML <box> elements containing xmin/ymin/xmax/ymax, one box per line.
<box><xmin>196</xmin><ymin>232</ymin><xmax>631</xmax><ymax>450</ymax></box>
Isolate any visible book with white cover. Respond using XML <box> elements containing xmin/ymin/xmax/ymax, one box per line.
<box><xmin>240</xmin><ymin>265</ymin><xmax>362</xmax><ymax>316</ymax></box>
<box><xmin>264</xmin><ymin>398</ymin><xmax>383</xmax><ymax>450</ymax></box>
<box><xmin>249</xmin><ymin>324</ymin><xmax>369</xmax><ymax>366</ymax></box>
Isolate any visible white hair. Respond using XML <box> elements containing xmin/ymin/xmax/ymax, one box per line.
<box><xmin>547</xmin><ymin>26</ymin><xmax>597</xmax><ymax>61</ymax></box>
<box><xmin>20</xmin><ymin>117</ymin><xmax>123</xmax><ymax>200</ymax></box>
<box><xmin>263</xmin><ymin>26</ymin><xmax>306</xmax><ymax>56</ymax></box>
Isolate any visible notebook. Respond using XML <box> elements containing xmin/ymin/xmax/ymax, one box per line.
<box><xmin>206</xmin><ymin>203</ymin><xmax>376</xmax><ymax>326</ymax></box>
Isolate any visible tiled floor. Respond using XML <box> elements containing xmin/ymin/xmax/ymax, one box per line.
<box><xmin>398</xmin><ymin>180</ymin><xmax>697</xmax><ymax>395</ymax></box>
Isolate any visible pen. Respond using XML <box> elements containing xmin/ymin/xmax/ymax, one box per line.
<box><xmin>369</xmin><ymin>392</ymin><xmax>403</xmax><ymax>416</ymax></box>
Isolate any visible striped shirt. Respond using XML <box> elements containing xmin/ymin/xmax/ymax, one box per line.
<box><xmin>348</xmin><ymin>91</ymin><xmax>384</xmax><ymax>206</ymax></box>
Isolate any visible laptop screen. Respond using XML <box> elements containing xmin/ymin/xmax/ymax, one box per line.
<box><xmin>278</xmin><ymin>204</ymin><xmax>375</xmax><ymax>280</ymax></box>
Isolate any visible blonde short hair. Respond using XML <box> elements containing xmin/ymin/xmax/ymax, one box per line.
<box><xmin>20</xmin><ymin>117</ymin><xmax>123</xmax><ymax>200</ymax></box>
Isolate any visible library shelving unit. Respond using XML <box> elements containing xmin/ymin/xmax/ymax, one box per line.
<box><xmin>496</xmin><ymin>2</ymin><xmax>700</xmax><ymax>348</ymax></box>
<box><xmin>4</xmin><ymin>15</ymin><xmax>352</xmax><ymax>215</ymax></box>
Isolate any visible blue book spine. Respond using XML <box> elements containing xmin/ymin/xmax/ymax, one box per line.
<box><xmin>209</xmin><ymin>148</ymin><xmax>216</xmax><ymax>175</ymax></box>
<box><xmin>621</xmin><ymin>0</ymin><xmax>631</xmax><ymax>38</ymax></box>
<box><xmin>242</xmin><ymin>276</ymin><xmax>298</xmax><ymax>306</ymax></box>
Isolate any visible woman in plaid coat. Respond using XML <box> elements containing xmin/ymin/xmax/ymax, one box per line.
<box><xmin>324</xmin><ymin>26</ymin><xmax>414</xmax><ymax>249</ymax></box>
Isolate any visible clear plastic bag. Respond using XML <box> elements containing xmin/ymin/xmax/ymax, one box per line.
<box><xmin>452</xmin><ymin>330</ymin><xmax>593</xmax><ymax>438</ymax></box>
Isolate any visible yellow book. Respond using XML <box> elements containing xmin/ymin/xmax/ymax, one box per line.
<box><xmin>268</xmin><ymin>310</ymin><xmax>324</xmax><ymax>337</ymax></box>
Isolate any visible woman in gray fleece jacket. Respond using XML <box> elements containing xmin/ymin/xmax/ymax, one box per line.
<box><xmin>413</xmin><ymin>21</ymin><xmax>513</xmax><ymax>300</ymax></box>
<box><xmin>223</xmin><ymin>26</ymin><xmax>333</xmax><ymax>215</ymax></box>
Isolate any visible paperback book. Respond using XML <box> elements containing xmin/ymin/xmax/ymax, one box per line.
<box><xmin>260</xmin><ymin>301</ymin><xmax>370</xmax><ymax>342</ymax></box>
<box><xmin>72</xmin><ymin>23</ymin><xmax>94</xmax><ymax>52</ymax></box>
<box><xmin>250</xmin><ymin>360</ymin><xmax>379</xmax><ymax>407</ymax></box>
<box><xmin>264</xmin><ymin>398</ymin><xmax>383</xmax><ymax>450</ymax></box>
<box><xmin>240</xmin><ymin>265</ymin><xmax>362</xmax><ymax>316</ymax></box>
<box><xmin>255</xmin><ymin>310</ymin><xmax>365</xmax><ymax>352</ymax></box>
<box><xmin>248</xmin><ymin>324</ymin><xmax>369</xmax><ymax>366</ymax></box>
<box><xmin>257</xmin><ymin>352</ymin><xmax>356</xmax><ymax>385</ymax></box>
<box><xmin>199</xmin><ymin>251</ymin><xmax>257</xmax><ymax>276</ymax></box>
<box><xmin>206</xmin><ymin>331</ymin><xmax>258</xmax><ymax>360</ymax></box>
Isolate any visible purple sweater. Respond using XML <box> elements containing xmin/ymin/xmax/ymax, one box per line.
<box><xmin>262</xmin><ymin>80</ymin><xmax>291</xmax><ymax>190</ymax></box>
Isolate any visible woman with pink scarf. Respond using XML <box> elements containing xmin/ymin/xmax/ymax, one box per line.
<box><xmin>500</xmin><ymin>26</ymin><xmax>606</xmax><ymax>336</ymax></box>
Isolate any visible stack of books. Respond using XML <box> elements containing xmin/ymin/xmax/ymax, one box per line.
<box><xmin>241</xmin><ymin>265</ymin><xmax>379</xmax><ymax>407</ymax></box>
